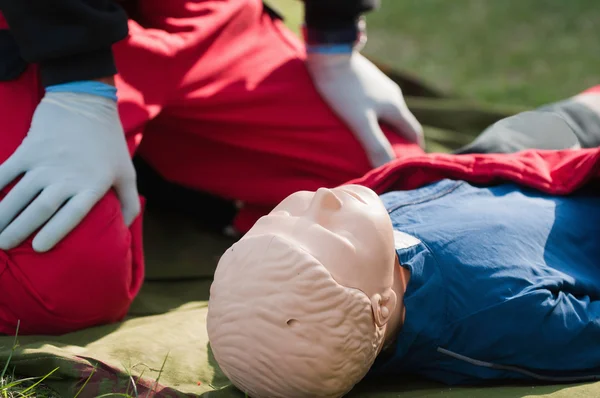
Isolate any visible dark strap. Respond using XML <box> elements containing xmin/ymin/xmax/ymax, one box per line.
<box><xmin>0</xmin><ymin>30</ymin><xmax>28</xmax><ymax>81</ymax></box>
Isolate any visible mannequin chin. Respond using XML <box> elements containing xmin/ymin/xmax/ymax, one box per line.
<box><xmin>207</xmin><ymin>185</ymin><xmax>409</xmax><ymax>398</ymax></box>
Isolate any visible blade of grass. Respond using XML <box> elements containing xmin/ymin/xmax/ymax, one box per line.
<box><xmin>134</xmin><ymin>367</ymin><xmax>146</xmax><ymax>394</ymax></box>
<box><xmin>18</xmin><ymin>367</ymin><xmax>59</xmax><ymax>395</ymax></box>
<box><xmin>0</xmin><ymin>321</ymin><xmax>20</xmax><ymax>380</ymax></box>
<box><xmin>145</xmin><ymin>352</ymin><xmax>169</xmax><ymax>398</ymax></box>
<box><xmin>73</xmin><ymin>365</ymin><xmax>97</xmax><ymax>398</ymax></box>
<box><xmin>0</xmin><ymin>376</ymin><xmax>40</xmax><ymax>391</ymax></box>
<box><xmin>121</xmin><ymin>362</ymin><xmax>138</xmax><ymax>398</ymax></box>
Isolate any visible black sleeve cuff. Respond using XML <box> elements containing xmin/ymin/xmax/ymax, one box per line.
<box><xmin>39</xmin><ymin>47</ymin><xmax>117</xmax><ymax>87</ymax></box>
<box><xmin>304</xmin><ymin>0</ymin><xmax>380</xmax><ymax>30</ymax></box>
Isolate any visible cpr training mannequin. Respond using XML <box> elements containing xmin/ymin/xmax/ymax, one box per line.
<box><xmin>207</xmin><ymin>178</ymin><xmax>600</xmax><ymax>397</ymax></box>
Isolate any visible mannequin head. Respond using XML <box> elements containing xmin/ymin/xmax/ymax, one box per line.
<box><xmin>207</xmin><ymin>185</ymin><xmax>402</xmax><ymax>397</ymax></box>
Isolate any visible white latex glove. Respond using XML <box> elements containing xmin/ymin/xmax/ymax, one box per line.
<box><xmin>0</xmin><ymin>92</ymin><xmax>140</xmax><ymax>252</ymax></box>
<box><xmin>306</xmin><ymin>52</ymin><xmax>424</xmax><ymax>167</ymax></box>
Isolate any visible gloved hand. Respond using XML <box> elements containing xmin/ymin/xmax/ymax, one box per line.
<box><xmin>306</xmin><ymin>52</ymin><xmax>424</xmax><ymax>167</ymax></box>
<box><xmin>0</xmin><ymin>90</ymin><xmax>140</xmax><ymax>252</ymax></box>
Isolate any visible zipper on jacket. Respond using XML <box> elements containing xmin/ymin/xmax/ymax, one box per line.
<box><xmin>437</xmin><ymin>347</ymin><xmax>600</xmax><ymax>383</ymax></box>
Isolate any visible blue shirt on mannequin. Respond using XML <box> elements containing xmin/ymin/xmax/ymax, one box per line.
<box><xmin>371</xmin><ymin>179</ymin><xmax>600</xmax><ymax>385</ymax></box>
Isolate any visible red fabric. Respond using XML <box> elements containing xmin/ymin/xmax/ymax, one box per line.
<box><xmin>0</xmin><ymin>0</ymin><xmax>597</xmax><ymax>335</ymax></box>
<box><xmin>348</xmin><ymin>148</ymin><xmax>600</xmax><ymax>197</ymax></box>
<box><xmin>121</xmin><ymin>0</ymin><xmax>422</xmax><ymax>228</ymax></box>
<box><xmin>0</xmin><ymin>0</ymin><xmax>420</xmax><ymax>335</ymax></box>
<box><xmin>344</xmin><ymin>84</ymin><xmax>600</xmax><ymax>196</ymax></box>
<box><xmin>0</xmin><ymin>66</ymin><xmax>145</xmax><ymax>335</ymax></box>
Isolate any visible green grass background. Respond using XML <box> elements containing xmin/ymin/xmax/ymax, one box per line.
<box><xmin>266</xmin><ymin>0</ymin><xmax>600</xmax><ymax>107</ymax></box>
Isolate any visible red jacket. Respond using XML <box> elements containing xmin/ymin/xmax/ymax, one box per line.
<box><xmin>349</xmin><ymin>147</ymin><xmax>600</xmax><ymax>196</ymax></box>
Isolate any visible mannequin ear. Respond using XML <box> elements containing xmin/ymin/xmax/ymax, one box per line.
<box><xmin>370</xmin><ymin>288</ymin><xmax>397</xmax><ymax>328</ymax></box>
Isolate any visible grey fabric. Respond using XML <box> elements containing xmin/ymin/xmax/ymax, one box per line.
<box><xmin>540</xmin><ymin>100</ymin><xmax>600</xmax><ymax>149</ymax></box>
<box><xmin>455</xmin><ymin>99</ymin><xmax>600</xmax><ymax>154</ymax></box>
<box><xmin>454</xmin><ymin>111</ymin><xmax>581</xmax><ymax>154</ymax></box>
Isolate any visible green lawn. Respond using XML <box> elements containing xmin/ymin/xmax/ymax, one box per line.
<box><xmin>267</xmin><ymin>0</ymin><xmax>600</xmax><ymax>107</ymax></box>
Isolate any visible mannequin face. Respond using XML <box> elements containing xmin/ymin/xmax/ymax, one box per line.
<box><xmin>208</xmin><ymin>185</ymin><xmax>401</xmax><ymax>397</ymax></box>
<box><xmin>246</xmin><ymin>184</ymin><xmax>396</xmax><ymax>303</ymax></box>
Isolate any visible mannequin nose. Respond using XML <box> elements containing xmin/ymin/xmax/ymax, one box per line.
<box><xmin>306</xmin><ymin>188</ymin><xmax>342</xmax><ymax>218</ymax></box>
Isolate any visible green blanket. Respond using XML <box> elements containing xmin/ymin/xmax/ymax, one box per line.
<box><xmin>1</xmin><ymin>72</ymin><xmax>597</xmax><ymax>398</ymax></box>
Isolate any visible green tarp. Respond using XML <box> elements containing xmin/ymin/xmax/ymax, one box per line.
<box><xmin>1</xmin><ymin>72</ymin><xmax>597</xmax><ymax>398</ymax></box>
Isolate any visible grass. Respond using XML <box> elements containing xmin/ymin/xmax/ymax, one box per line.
<box><xmin>266</xmin><ymin>0</ymin><xmax>600</xmax><ymax>107</ymax></box>
<box><xmin>0</xmin><ymin>372</ymin><xmax>59</xmax><ymax>398</ymax></box>
<box><xmin>0</xmin><ymin>352</ymin><xmax>170</xmax><ymax>398</ymax></box>
<box><xmin>0</xmin><ymin>322</ymin><xmax>169</xmax><ymax>397</ymax></box>
<box><xmin>3</xmin><ymin>1</ymin><xmax>597</xmax><ymax>396</ymax></box>
<box><xmin>0</xmin><ymin>323</ymin><xmax>59</xmax><ymax>398</ymax></box>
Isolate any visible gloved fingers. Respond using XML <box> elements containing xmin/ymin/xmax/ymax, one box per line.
<box><xmin>0</xmin><ymin>171</ymin><xmax>44</xmax><ymax>233</ymax></box>
<box><xmin>0</xmin><ymin>152</ymin><xmax>26</xmax><ymax>193</ymax></box>
<box><xmin>380</xmin><ymin>100</ymin><xmax>425</xmax><ymax>148</ymax></box>
<box><xmin>355</xmin><ymin>110</ymin><xmax>396</xmax><ymax>168</ymax></box>
<box><xmin>0</xmin><ymin>184</ymin><xmax>71</xmax><ymax>250</ymax></box>
<box><xmin>115</xmin><ymin>176</ymin><xmax>141</xmax><ymax>227</ymax></box>
<box><xmin>32</xmin><ymin>190</ymin><xmax>102</xmax><ymax>253</ymax></box>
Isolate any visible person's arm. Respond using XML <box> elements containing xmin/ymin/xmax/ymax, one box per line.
<box><xmin>0</xmin><ymin>1</ymin><xmax>139</xmax><ymax>253</ymax></box>
<box><xmin>0</xmin><ymin>0</ymin><xmax>128</xmax><ymax>86</ymax></box>
<box><xmin>431</xmin><ymin>290</ymin><xmax>600</xmax><ymax>384</ymax></box>
<box><xmin>518</xmin><ymin>290</ymin><xmax>600</xmax><ymax>377</ymax></box>
<box><xmin>302</xmin><ymin>0</ymin><xmax>378</xmax><ymax>53</ymax></box>
<box><xmin>300</xmin><ymin>0</ymin><xmax>423</xmax><ymax>168</ymax></box>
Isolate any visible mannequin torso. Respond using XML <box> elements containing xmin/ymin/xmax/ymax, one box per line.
<box><xmin>372</xmin><ymin>179</ymin><xmax>600</xmax><ymax>384</ymax></box>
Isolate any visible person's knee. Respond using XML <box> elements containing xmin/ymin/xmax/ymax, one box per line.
<box><xmin>0</xmin><ymin>192</ymin><xmax>144</xmax><ymax>335</ymax></box>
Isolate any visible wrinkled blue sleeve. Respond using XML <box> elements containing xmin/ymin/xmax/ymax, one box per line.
<box><xmin>432</xmin><ymin>289</ymin><xmax>600</xmax><ymax>384</ymax></box>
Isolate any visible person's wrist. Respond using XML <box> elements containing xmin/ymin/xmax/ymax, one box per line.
<box><xmin>306</xmin><ymin>43</ymin><xmax>354</xmax><ymax>55</ymax></box>
<box><xmin>304</xmin><ymin>51</ymin><xmax>353</xmax><ymax>71</ymax></box>
<box><xmin>302</xmin><ymin>17</ymin><xmax>367</xmax><ymax>54</ymax></box>
<box><xmin>45</xmin><ymin>79</ymin><xmax>118</xmax><ymax>102</ymax></box>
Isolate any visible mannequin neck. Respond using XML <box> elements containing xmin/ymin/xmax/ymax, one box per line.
<box><xmin>383</xmin><ymin>254</ymin><xmax>410</xmax><ymax>347</ymax></box>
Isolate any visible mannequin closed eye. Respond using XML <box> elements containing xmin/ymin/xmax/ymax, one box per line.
<box><xmin>338</xmin><ymin>188</ymin><xmax>368</xmax><ymax>204</ymax></box>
